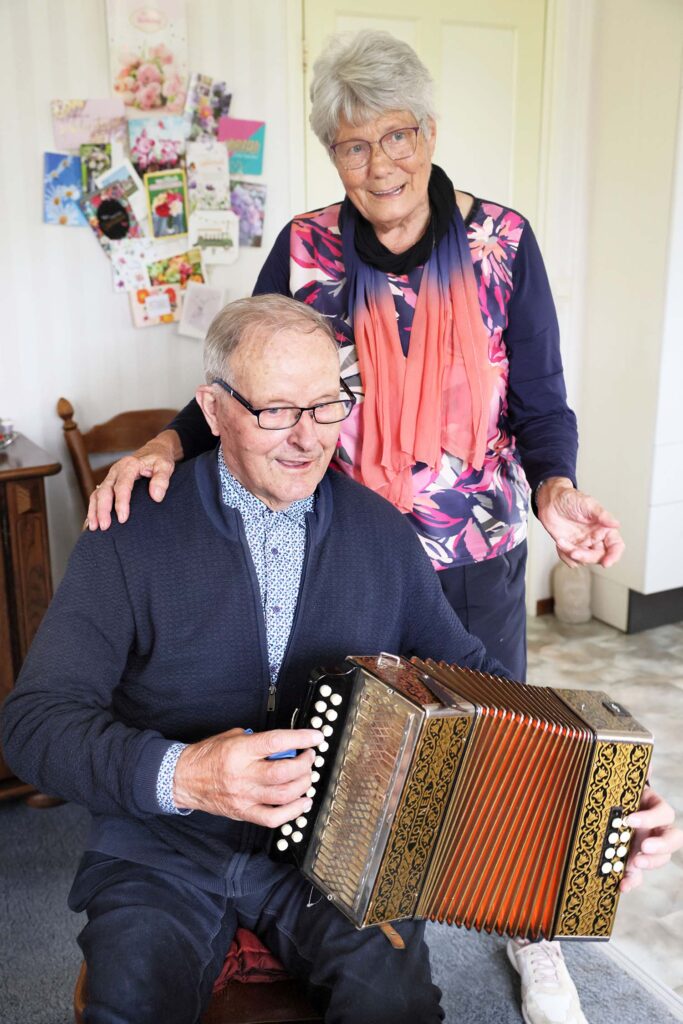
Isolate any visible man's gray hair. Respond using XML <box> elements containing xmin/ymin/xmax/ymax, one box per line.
<box><xmin>309</xmin><ymin>30</ymin><xmax>436</xmax><ymax>149</ymax></box>
<box><xmin>203</xmin><ymin>294</ymin><xmax>338</xmax><ymax>383</ymax></box>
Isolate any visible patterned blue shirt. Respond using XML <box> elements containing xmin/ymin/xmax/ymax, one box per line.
<box><xmin>156</xmin><ymin>447</ymin><xmax>313</xmax><ymax>814</ymax></box>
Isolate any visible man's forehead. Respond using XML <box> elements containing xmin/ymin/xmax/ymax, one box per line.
<box><xmin>231</xmin><ymin>324</ymin><xmax>338</xmax><ymax>378</ymax></box>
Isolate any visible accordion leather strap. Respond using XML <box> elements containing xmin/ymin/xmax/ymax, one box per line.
<box><xmin>379</xmin><ymin>923</ymin><xmax>406</xmax><ymax>950</ymax></box>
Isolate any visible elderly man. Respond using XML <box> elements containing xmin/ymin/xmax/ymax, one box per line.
<box><xmin>2</xmin><ymin>295</ymin><xmax>680</xmax><ymax>1024</ymax></box>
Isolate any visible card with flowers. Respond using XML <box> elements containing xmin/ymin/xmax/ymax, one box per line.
<box><xmin>51</xmin><ymin>99</ymin><xmax>126</xmax><ymax>152</ymax></box>
<box><xmin>186</xmin><ymin>140</ymin><xmax>230</xmax><ymax>212</ymax></box>
<box><xmin>80</xmin><ymin>144</ymin><xmax>112</xmax><ymax>193</ymax></box>
<box><xmin>43</xmin><ymin>153</ymin><xmax>87</xmax><ymax>227</ymax></box>
<box><xmin>129</xmin><ymin>284</ymin><xmax>182</xmax><ymax>328</ymax></box>
<box><xmin>230</xmin><ymin>179</ymin><xmax>267</xmax><ymax>247</ymax></box>
<box><xmin>128</xmin><ymin>115</ymin><xmax>186</xmax><ymax>176</ymax></box>
<box><xmin>80</xmin><ymin>183</ymin><xmax>143</xmax><ymax>252</ymax></box>
<box><xmin>147</xmin><ymin>248</ymin><xmax>204</xmax><ymax>288</ymax></box>
<box><xmin>145</xmin><ymin>168</ymin><xmax>189</xmax><ymax>238</ymax></box>
<box><xmin>95</xmin><ymin>158</ymin><xmax>149</xmax><ymax>233</ymax></box>
<box><xmin>106</xmin><ymin>0</ymin><xmax>188</xmax><ymax>115</ymax></box>
<box><xmin>106</xmin><ymin>238</ymin><xmax>156</xmax><ymax>292</ymax></box>
<box><xmin>184</xmin><ymin>74</ymin><xmax>233</xmax><ymax>141</ymax></box>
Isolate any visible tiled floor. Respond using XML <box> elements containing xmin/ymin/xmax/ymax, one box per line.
<box><xmin>527</xmin><ymin>615</ymin><xmax>683</xmax><ymax>998</ymax></box>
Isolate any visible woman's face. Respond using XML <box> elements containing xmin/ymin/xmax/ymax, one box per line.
<box><xmin>332</xmin><ymin>109</ymin><xmax>436</xmax><ymax>240</ymax></box>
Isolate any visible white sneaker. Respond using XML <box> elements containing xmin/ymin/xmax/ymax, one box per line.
<box><xmin>507</xmin><ymin>938</ymin><xmax>589</xmax><ymax>1024</ymax></box>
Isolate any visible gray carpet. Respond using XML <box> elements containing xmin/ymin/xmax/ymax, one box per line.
<box><xmin>0</xmin><ymin>799</ymin><xmax>680</xmax><ymax>1024</ymax></box>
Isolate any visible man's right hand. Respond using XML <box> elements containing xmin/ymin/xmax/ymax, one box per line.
<box><xmin>172</xmin><ymin>727</ymin><xmax>324</xmax><ymax>827</ymax></box>
<box><xmin>87</xmin><ymin>430</ymin><xmax>181</xmax><ymax>531</ymax></box>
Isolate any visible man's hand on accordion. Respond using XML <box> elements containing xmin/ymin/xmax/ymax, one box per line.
<box><xmin>620</xmin><ymin>785</ymin><xmax>683</xmax><ymax>893</ymax></box>
<box><xmin>172</xmin><ymin>727</ymin><xmax>324</xmax><ymax>825</ymax></box>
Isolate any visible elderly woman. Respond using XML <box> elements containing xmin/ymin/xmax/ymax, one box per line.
<box><xmin>88</xmin><ymin>31</ymin><xmax>676</xmax><ymax>1024</ymax></box>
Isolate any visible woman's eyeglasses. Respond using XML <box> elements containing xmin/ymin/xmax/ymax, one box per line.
<box><xmin>330</xmin><ymin>126</ymin><xmax>420</xmax><ymax>171</ymax></box>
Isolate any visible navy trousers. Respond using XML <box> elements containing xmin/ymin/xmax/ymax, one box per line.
<box><xmin>438</xmin><ymin>542</ymin><xmax>528</xmax><ymax>681</ymax></box>
<box><xmin>69</xmin><ymin>853</ymin><xmax>444</xmax><ymax>1024</ymax></box>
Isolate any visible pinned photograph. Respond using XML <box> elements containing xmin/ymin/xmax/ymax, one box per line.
<box><xmin>145</xmin><ymin>168</ymin><xmax>189</xmax><ymax>238</ymax></box>
<box><xmin>43</xmin><ymin>153</ymin><xmax>87</xmax><ymax>227</ymax></box>
<box><xmin>178</xmin><ymin>282</ymin><xmax>226</xmax><ymax>340</ymax></box>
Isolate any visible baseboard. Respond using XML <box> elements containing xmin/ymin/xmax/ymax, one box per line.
<box><xmin>600</xmin><ymin>942</ymin><xmax>683</xmax><ymax>1021</ymax></box>
<box><xmin>535</xmin><ymin>597</ymin><xmax>555</xmax><ymax>616</ymax></box>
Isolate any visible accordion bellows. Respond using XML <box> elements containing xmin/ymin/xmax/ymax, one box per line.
<box><xmin>273</xmin><ymin>655</ymin><xmax>652</xmax><ymax>941</ymax></box>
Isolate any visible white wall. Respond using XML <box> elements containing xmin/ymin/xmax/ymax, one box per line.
<box><xmin>0</xmin><ymin>0</ymin><xmax>304</xmax><ymax>580</ymax></box>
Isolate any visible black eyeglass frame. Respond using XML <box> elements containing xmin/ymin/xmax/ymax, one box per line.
<box><xmin>329</xmin><ymin>125</ymin><xmax>421</xmax><ymax>169</ymax></box>
<box><xmin>212</xmin><ymin>376</ymin><xmax>357</xmax><ymax>430</ymax></box>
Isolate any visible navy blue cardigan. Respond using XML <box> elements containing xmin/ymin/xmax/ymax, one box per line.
<box><xmin>2</xmin><ymin>452</ymin><xmax>505</xmax><ymax>886</ymax></box>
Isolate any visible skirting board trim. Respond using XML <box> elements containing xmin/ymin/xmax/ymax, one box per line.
<box><xmin>599</xmin><ymin>942</ymin><xmax>683</xmax><ymax>1021</ymax></box>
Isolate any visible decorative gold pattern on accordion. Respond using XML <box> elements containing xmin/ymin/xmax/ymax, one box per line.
<box><xmin>553</xmin><ymin>741</ymin><xmax>652</xmax><ymax>937</ymax></box>
<box><xmin>366</xmin><ymin>715</ymin><xmax>473</xmax><ymax>924</ymax></box>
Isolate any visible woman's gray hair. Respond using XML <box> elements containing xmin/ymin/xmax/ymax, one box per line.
<box><xmin>203</xmin><ymin>294</ymin><xmax>338</xmax><ymax>383</ymax></box>
<box><xmin>309</xmin><ymin>30</ymin><xmax>436</xmax><ymax>149</ymax></box>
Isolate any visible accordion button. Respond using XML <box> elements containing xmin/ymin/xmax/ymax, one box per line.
<box><xmin>306</xmin><ymin>787</ymin><xmax>316</xmax><ymax>797</ymax></box>
<box><xmin>605</xmin><ymin>847</ymin><xmax>615</xmax><ymax>859</ymax></box>
<box><xmin>281</xmin><ymin>823</ymin><xmax>293</xmax><ymax>836</ymax></box>
<box><xmin>322</xmin><ymin>725</ymin><xmax>333</xmax><ymax>737</ymax></box>
<box><xmin>613</xmin><ymin>860</ymin><xmax>624</xmax><ymax>873</ymax></box>
<box><xmin>319</xmin><ymin>685</ymin><xmax>332</xmax><ymax>697</ymax></box>
<box><xmin>326</xmin><ymin>710</ymin><xmax>338</xmax><ymax>721</ymax></box>
<box><xmin>292</xmin><ymin>831</ymin><xmax>303</xmax><ymax>842</ymax></box>
<box><xmin>330</xmin><ymin>693</ymin><xmax>343</xmax><ymax>706</ymax></box>
<box><xmin>608</xmin><ymin>832</ymin><xmax>619</xmax><ymax>844</ymax></box>
<box><xmin>617</xmin><ymin>845</ymin><xmax>628</xmax><ymax>857</ymax></box>
<box><xmin>277</xmin><ymin>839</ymin><xmax>289</xmax><ymax>851</ymax></box>
<box><xmin>314</xmin><ymin>756</ymin><xmax>325</xmax><ymax>768</ymax></box>
<box><xmin>318</xmin><ymin>741</ymin><xmax>329</xmax><ymax>752</ymax></box>
<box><xmin>311</xmin><ymin>716</ymin><xmax>323</xmax><ymax>728</ymax></box>
<box><xmin>601</xmin><ymin>862</ymin><xmax>612</xmax><ymax>874</ymax></box>
<box><xmin>312</xmin><ymin>771</ymin><xmax>320</xmax><ymax>782</ymax></box>
<box><xmin>296</xmin><ymin>816</ymin><xmax>308</xmax><ymax>827</ymax></box>
<box><xmin>620</xmin><ymin>830</ymin><xmax>631</xmax><ymax>843</ymax></box>
<box><xmin>315</xmin><ymin>701</ymin><xmax>327</xmax><ymax>712</ymax></box>
<box><xmin>612</xmin><ymin>817</ymin><xmax>623</xmax><ymax>828</ymax></box>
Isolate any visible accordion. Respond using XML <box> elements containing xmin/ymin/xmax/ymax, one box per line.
<box><xmin>270</xmin><ymin>654</ymin><xmax>653</xmax><ymax>941</ymax></box>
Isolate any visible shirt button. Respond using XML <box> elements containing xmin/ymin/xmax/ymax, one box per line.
<box><xmin>272</xmin><ymin>605</ymin><xmax>281</xmax><ymax>614</ymax></box>
<box><xmin>271</xmin><ymin>547</ymin><xmax>279</xmax><ymax>556</ymax></box>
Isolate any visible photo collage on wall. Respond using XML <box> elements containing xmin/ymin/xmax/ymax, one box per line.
<box><xmin>42</xmin><ymin>0</ymin><xmax>267</xmax><ymax>335</ymax></box>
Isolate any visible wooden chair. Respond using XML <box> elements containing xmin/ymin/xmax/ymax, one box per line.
<box><xmin>56</xmin><ymin>398</ymin><xmax>178</xmax><ymax>510</ymax></box>
<box><xmin>73</xmin><ymin>928</ymin><xmax>323</xmax><ymax>1024</ymax></box>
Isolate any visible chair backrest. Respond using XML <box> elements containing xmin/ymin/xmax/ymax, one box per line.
<box><xmin>57</xmin><ymin>397</ymin><xmax>178</xmax><ymax>510</ymax></box>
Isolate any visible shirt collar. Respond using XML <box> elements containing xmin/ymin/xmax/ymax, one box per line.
<box><xmin>217</xmin><ymin>447</ymin><xmax>314</xmax><ymax>525</ymax></box>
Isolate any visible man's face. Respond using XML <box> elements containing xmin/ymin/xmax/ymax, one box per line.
<box><xmin>197</xmin><ymin>326</ymin><xmax>342</xmax><ymax>510</ymax></box>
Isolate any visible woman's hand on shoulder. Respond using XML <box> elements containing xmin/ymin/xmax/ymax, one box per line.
<box><xmin>87</xmin><ymin>430</ymin><xmax>181</xmax><ymax>531</ymax></box>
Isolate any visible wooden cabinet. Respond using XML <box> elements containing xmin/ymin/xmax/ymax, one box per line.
<box><xmin>0</xmin><ymin>434</ymin><xmax>61</xmax><ymax>799</ymax></box>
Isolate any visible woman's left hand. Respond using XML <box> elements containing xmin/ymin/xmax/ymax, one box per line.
<box><xmin>536</xmin><ymin>477</ymin><xmax>625</xmax><ymax>568</ymax></box>
<box><xmin>619</xmin><ymin>786</ymin><xmax>683</xmax><ymax>893</ymax></box>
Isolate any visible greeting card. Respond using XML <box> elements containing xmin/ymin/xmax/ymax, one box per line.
<box><xmin>178</xmin><ymin>282</ymin><xmax>225</xmax><ymax>340</ymax></box>
<box><xmin>184</xmin><ymin>76</ymin><xmax>233</xmax><ymax>141</ymax></box>
<box><xmin>95</xmin><ymin>158</ymin><xmax>148</xmax><ymax>231</ymax></box>
<box><xmin>230</xmin><ymin>180</ymin><xmax>266</xmax><ymax>247</ymax></box>
<box><xmin>43</xmin><ymin>153</ymin><xmax>87</xmax><ymax>227</ymax></box>
<box><xmin>188</xmin><ymin>209</ymin><xmax>239</xmax><ymax>265</ymax></box>
<box><xmin>51</xmin><ymin>99</ymin><xmax>126</xmax><ymax>152</ymax></box>
<box><xmin>218</xmin><ymin>117</ymin><xmax>266</xmax><ymax>175</ymax></box>
<box><xmin>80</xmin><ymin>183</ymin><xmax>143</xmax><ymax>252</ymax></box>
<box><xmin>128</xmin><ymin>115</ymin><xmax>186</xmax><ymax>175</ymax></box>
<box><xmin>186</xmin><ymin>139</ymin><xmax>230</xmax><ymax>211</ymax></box>
<box><xmin>107</xmin><ymin>0</ymin><xmax>188</xmax><ymax>115</ymax></box>
<box><xmin>80</xmin><ymin>144</ymin><xmax>112</xmax><ymax>193</ymax></box>
<box><xmin>129</xmin><ymin>284</ymin><xmax>182</xmax><ymax>327</ymax></box>
<box><xmin>105</xmin><ymin>237</ymin><xmax>156</xmax><ymax>291</ymax></box>
<box><xmin>145</xmin><ymin>168</ymin><xmax>189</xmax><ymax>238</ymax></box>
<box><xmin>147</xmin><ymin>248</ymin><xmax>203</xmax><ymax>288</ymax></box>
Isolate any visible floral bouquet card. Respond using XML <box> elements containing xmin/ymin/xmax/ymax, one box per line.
<box><xmin>145</xmin><ymin>168</ymin><xmax>189</xmax><ymax>238</ymax></box>
<box><xmin>80</xmin><ymin>144</ymin><xmax>112</xmax><ymax>193</ymax></box>
<box><xmin>106</xmin><ymin>237</ymin><xmax>156</xmax><ymax>292</ymax></box>
<box><xmin>80</xmin><ymin>182</ymin><xmax>143</xmax><ymax>252</ymax></box>
<box><xmin>51</xmin><ymin>99</ymin><xmax>126</xmax><ymax>152</ymax></box>
<box><xmin>43</xmin><ymin>153</ymin><xmax>87</xmax><ymax>227</ymax></box>
<box><xmin>129</xmin><ymin>284</ymin><xmax>182</xmax><ymax>327</ymax></box>
<box><xmin>218</xmin><ymin>117</ymin><xmax>266</xmax><ymax>175</ymax></box>
<box><xmin>185</xmin><ymin>74</ymin><xmax>232</xmax><ymax>141</ymax></box>
<box><xmin>178</xmin><ymin>282</ymin><xmax>226</xmax><ymax>340</ymax></box>
<box><xmin>129</xmin><ymin>115</ymin><xmax>186</xmax><ymax>175</ymax></box>
<box><xmin>95</xmin><ymin>158</ymin><xmax>148</xmax><ymax>232</ymax></box>
<box><xmin>107</xmin><ymin>0</ymin><xmax>188</xmax><ymax>114</ymax></box>
<box><xmin>188</xmin><ymin>209</ymin><xmax>239</xmax><ymax>266</ymax></box>
<box><xmin>186</xmin><ymin>139</ymin><xmax>230</xmax><ymax>212</ymax></box>
<box><xmin>147</xmin><ymin>248</ymin><xmax>204</xmax><ymax>288</ymax></box>
<box><xmin>230</xmin><ymin>180</ymin><xmax>266</xmax><ymax>247</ymax></box>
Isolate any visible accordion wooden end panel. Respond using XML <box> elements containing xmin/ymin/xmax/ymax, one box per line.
<box><xmin>270</xmin><ymin>655</ymin><xmax>653</xmax><ymax>942</ymax></box>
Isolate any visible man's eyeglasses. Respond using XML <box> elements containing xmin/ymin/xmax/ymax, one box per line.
<box><xmin>212</xmin><ymin>377</ymin><xmax>357</xmax><ymax>430</ymax></box>
<box><xmin>330</xmin><ymin>126</ymin><xmax>420</xmax><ymax>171</ymax></box>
